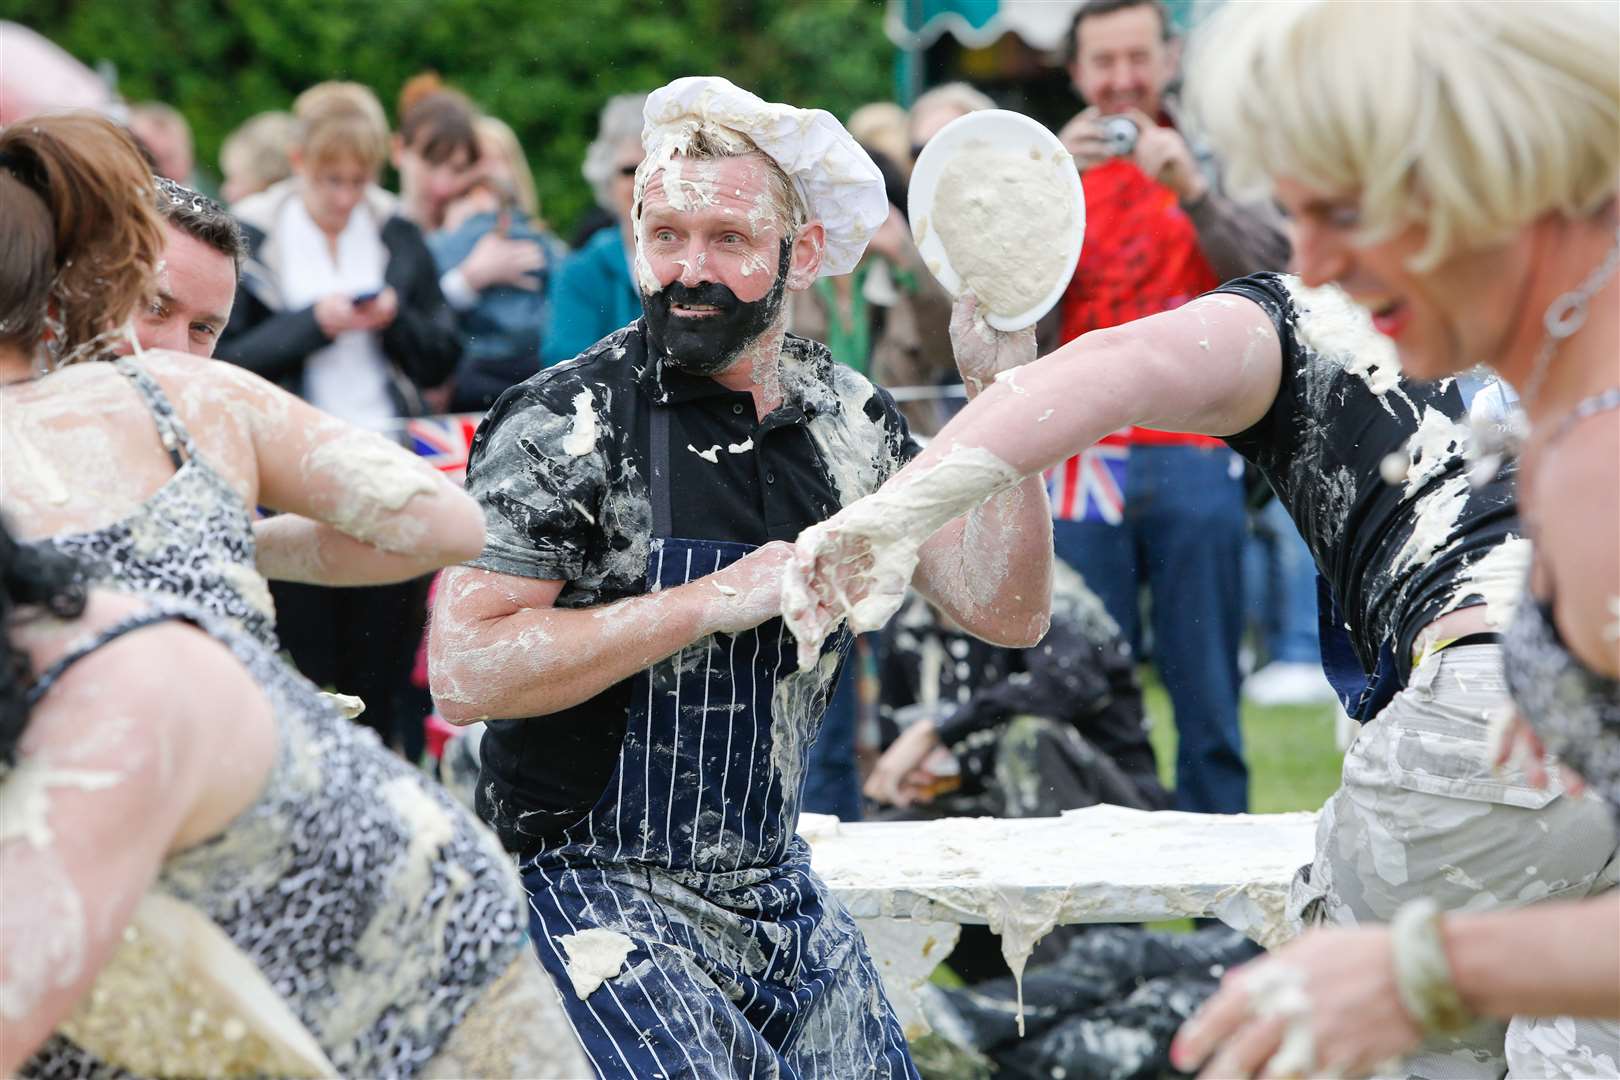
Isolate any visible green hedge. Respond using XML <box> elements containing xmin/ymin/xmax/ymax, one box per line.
<box><xmin>11</xmin><ymin>0</ymin><xmax>894</xmax><ymax>236</ymax></box>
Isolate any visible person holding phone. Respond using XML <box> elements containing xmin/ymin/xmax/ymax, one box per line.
<box><xmin>217</xmin><ymin>80</ymin><xmax>462</xmax><ymax>750</ymax></box>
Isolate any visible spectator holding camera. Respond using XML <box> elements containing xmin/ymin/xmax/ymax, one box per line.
<box><xmin>1048</xmin><ymin>0</ymin><xmax>1289</xmax><ymax>816</ymax></box>
<box><xmin>217</xmin><ymin>81</ymin><xmax>461</xmax><ymax>749</ymax></box>
<box><xmin>1057</xmin><ymin>0</ymin><xmax>1288</xmax><ymax>285</ymax></box>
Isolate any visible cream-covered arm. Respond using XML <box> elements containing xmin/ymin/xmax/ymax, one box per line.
<box><xmin>164</xmin><ymin>359</ymin><xmax>485</xmax><ymax>584</ymax></box>
<box><xmin>910</xmin><ymin>298</ymin><xmax>1052</xmax><ymax>647</ymax></box>
<box><xmin>252</xmin><ymin>511</ymin><xmax>477</xmax><ymax>587</ymax></box>
<box><xmin>428</xmin><ymin>544</ymin><xmax>794</xmax><ymax>724</ymax></box>
<box><xmin>784</xmin><ymin>291</ymin><xmax>1284</xmax><ymax>666</ymax></box>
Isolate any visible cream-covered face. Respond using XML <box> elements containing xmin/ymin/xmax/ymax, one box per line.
<box><xmin>128</xmin><ymin>223</ymin><xmax>237</xmax><ymax>358</ymax></box>
<box><xmin>1276</xmin><ymin>175</ymin><xmax>1534</xmax><ymax>382</ymax></box>
<box><xmin>636</xmin><ymin>153</ymin><xmax>822</xmax><ymax>303</ymax></box>
<box><xmin>1068</xmin><ymin>4</ymin><xmax>1178</xmax><ymax>119</ymax></box>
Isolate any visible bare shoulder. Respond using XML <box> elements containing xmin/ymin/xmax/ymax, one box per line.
<box><xmin>134</xmin><ymin>351</ymin><xmax>297</xmax><ymax>491</ymax></box>
<box><xmin>1534</xmin><ymin>415</ymin><xmax>1620</xmax><ymax>552</ymax></box>
<box><xmin>136</xmin><ymin>349</ymin><xmax>286</xmax><ymax>413</ymax></box>
<box><xmin>1533</xmin><ymin>415</ymin><xmax>1620</xmax><ymax>674</ymax></box>
<box><xmin>18</xmin><ymin>592</ymin><xmax>270</xmax><ymax>769</ymax></box>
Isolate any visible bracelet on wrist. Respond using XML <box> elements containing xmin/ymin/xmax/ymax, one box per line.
<box><xmin>1390</xmin><ymin>898</ymin><xmax>1473</xmax><ymax>1036</ymax></box>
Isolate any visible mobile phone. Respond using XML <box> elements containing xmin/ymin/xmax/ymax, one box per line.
<box><xmin>352</xmin><ymin>288</ymin><xmax>382</xmax><ymax>306</ymax></box>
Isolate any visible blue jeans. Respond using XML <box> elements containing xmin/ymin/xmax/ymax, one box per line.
<box><xmin>1244</xmin><ymin>497</ymin><xmax>1321</xmax><ymax>665</ymax></box>
<box><xmin>1052</xmin><ymin>444</ymin><xmax>1249</xmax><ymax>814</ymax></box>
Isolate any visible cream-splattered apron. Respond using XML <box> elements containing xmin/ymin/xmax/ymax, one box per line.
<box><xmin>521</xmin><ymin>406</ymin><xmax>917</xmax><ymax>1079</ymax></box>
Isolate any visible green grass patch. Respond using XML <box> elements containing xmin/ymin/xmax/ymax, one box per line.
<box><xmin>1142</xmin><ymin>673</ymin><xmax>1342</xmax><ymax>815</ymax></box>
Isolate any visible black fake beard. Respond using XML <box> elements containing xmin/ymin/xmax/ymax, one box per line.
<box><xmin>641</xmin><ymin>242</ymin><xmax>791</xmax><ymax>376</ymax></box>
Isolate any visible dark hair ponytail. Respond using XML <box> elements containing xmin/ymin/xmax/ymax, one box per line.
<box><xmin>1</xmin><ymin>519</ymin><xmax>87</xmax><ymax>769</ymax></box>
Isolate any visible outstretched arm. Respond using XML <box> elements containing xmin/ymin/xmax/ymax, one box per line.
<box><xmin>904</xmin><ymin>290</ymin><xmax>1283</xmax><ymax>482</ymax></box>
<box><xmin>429</xmin><ymin>545</ymin><xmax>793</xmax><ymax>724</ymax></box>
<box><xmin>785</xmin><ymin>290</ymin><xmax>1285</xmax><ymax>662</ymax></box>
<box><xmin>148</xmin><ymin>355</ymin><xmax>484</xmax><ymax>585</ymax></box>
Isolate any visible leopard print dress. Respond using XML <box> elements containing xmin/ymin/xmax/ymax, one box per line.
<box><xmin>21</xmin><ymin>599</ymin><xmax>586</xmax><ymax>1078</ymax></box>
<box><xmin>1503</xmin><ymin>594</ymin><xmax>1620</xmax><ymax>826</ymax></box>
<box><xmin>35</xmin><ymin>359</ymin><xmax>279</xmax><ymax>650</ymax></box>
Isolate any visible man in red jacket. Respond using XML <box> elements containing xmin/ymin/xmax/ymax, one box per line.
<box><xmin>1049</xmin><ymin>0</ymin><xmax>1289</xmax><ymax>814</ymax></box>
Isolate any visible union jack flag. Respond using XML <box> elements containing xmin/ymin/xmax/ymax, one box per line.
<box><xmin>1046</xmin><ymin>440</ymin><xmax>1129</xmax><ymax>525</ymax></box>
<box><xmin>405</xmin><ymin>413</ymin><xmax>483</xmax><ymax>484</ymax></box>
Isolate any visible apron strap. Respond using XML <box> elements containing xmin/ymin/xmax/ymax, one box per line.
<box><xmin>650</xmin><ymin>402</ymin><xmax>674</xmax><ymax>538</ymax></box>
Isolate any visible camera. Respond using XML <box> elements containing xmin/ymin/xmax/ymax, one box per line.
<box><xmin>1101</xmin><ymin>115</ymin><xmax>1140</xmax><ymax>158</ymax></box>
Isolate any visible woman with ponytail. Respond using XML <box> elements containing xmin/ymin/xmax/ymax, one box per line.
<box><xmin>0</xmin><ymin>113</ymin><xmax>482</xmax><ymax>665</ymax></box>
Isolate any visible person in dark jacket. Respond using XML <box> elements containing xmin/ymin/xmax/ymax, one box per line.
<box><xmin>217</xmin><ymin>81</ymin><xmax>461</xmax><ymax>751</ymax></box>
<box><xmin>866</xmin><ymin>561</ymin><xmax>1168</xmax><ymax>818</ymax></box>
<box><xmin>865</xmin><ymin>561</ymin><xmax>1169</xmax><ymax>985</ymax></box>
<box><xmin>219</xmin><ymin>83</ymin><xmax>461</xmax><ymax>420</ymax></box>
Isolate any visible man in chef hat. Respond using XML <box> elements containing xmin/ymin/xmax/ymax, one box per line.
<box><xmin>430</xmin><ymin>76</ymin><xmax>1053</xmax><ymax>1076</ymax></box>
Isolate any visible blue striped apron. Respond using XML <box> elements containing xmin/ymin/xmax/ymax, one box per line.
<box><xmin>522</xmin><ymin>403</ymin><xmax>917</xmax><ymax>1079</ymax></box>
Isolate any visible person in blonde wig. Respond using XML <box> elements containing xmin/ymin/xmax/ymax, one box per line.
<box><xmin>1169</xmin><ymin>2</ymin><xmax>1620</xmax><ymax>1076</ymax></box>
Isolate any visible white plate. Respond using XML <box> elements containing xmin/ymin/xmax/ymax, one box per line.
<box><xmin>907</xmin><ymin>109</ymin><xmax>1085</xmax><ymax>331</ymax></box>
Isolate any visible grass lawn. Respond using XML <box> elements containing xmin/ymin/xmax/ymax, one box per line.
<box><xmin>1143</xmin><ymin>673</ymin><xmax>1344</xmax><ymax>814</ymax></box>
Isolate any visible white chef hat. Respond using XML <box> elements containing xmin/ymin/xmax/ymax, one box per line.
<box><xmin>641</xmin><ymin>76</ymin><xmax>888</xmax><ymax>278</ymax></box>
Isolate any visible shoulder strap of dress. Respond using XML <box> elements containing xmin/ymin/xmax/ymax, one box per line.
<box><xmin>25</xmin><ymin>610</ymin><xmax>189</xmax><ymax>708</ymax></box>
<box><xmin>114</xmin><ymin>357</ymin><xmax>196</xmax><ymax>467</ymax></box>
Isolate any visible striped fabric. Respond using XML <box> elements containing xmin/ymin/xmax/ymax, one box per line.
<box><xmin>521</xmin><ymin>537</ymin><xmax>917</xmax><ymax>1079</ymax></box>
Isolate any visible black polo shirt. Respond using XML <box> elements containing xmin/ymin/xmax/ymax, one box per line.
<box><xmin>463</xmin><ymin>319</ymin><xmax>918</xmax><ymax>856</ymax></box>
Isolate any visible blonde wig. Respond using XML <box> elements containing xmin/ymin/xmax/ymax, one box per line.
<box><xmin>1186</xmin><ymin>0</ymin><xmax>1619</xmax><ymax>268</ymax></box>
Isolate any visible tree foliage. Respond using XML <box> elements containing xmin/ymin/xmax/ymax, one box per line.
<box><xmin>9</xmin><ymin>0</ymin><xmax>894</xmax><ymax>234</ymax></box>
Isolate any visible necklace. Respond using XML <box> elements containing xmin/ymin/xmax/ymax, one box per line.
<box><xmin>1518</xmin><ymin>229</ymin><xmax>1620</xmax><ymax>411</ymax></box>
<box><xmin>1468</xmin><ymin>229</ymin><xmax>1620</xmax><ymax>488</ymax></box>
